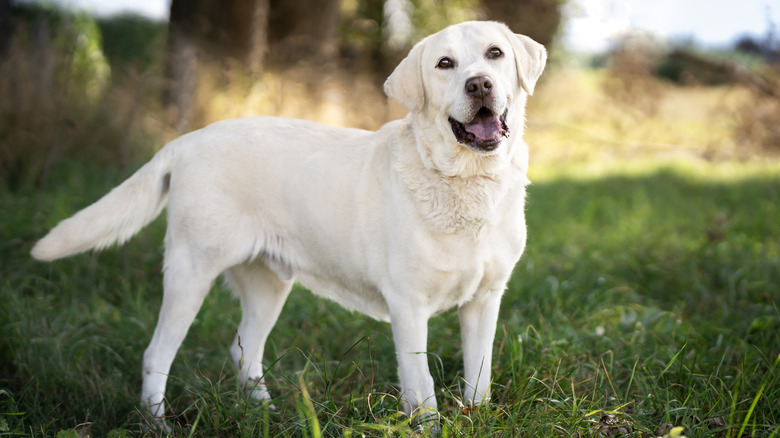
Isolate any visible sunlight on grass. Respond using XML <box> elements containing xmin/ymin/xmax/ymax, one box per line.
<box><xmin>528</xmin><ymin>158</ymin><xmax>780</xmax><ymax>182</ymax></box>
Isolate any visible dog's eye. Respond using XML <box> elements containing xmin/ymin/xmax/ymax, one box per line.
<box><xmin>487</xmin><ymin>47</ymin><xmax>503</xmax><ymax>59</ymax></box>
<box><xmin>436</xmin><ymin>57</ymin><xmax>455</xmax><ymax>69</ymax></box>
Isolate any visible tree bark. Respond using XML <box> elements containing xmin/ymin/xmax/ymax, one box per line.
<box><xmin>267</xmin><ymin>0</ymin><xmax>341</xmax><ymax>67</ymax></box>
<box><xmin>0</xmin><ymin>0</ymin><xmax>12</xmax><ymax>57</ymax></box>
<box><xmin>164</xmin><ymin>0</ymin><xmax>269</xmax><ymax>132</ymax></box>
<box><xmin>481</xmin><ymin>0</ymin><xmax>563</xmax><ymax>49</ymax></box>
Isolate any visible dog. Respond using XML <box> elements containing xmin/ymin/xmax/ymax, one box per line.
<box><xmin>31</xmin><ymin>20</ymin><xmax>546</xmax><ymax>428</ymax></box>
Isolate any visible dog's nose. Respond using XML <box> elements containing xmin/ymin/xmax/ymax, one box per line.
<box><xmin>465</xmin><ymin>75</ymin><xmax>493</xmax><ymax>98</ymax></box>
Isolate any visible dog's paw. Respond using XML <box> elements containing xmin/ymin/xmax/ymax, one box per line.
<box><xmin>246</xmin><ymin>385</ymin><xmax>276</xmax><ymax>410</ymax></box>
<box><xmin>140</xmin><ymin>415</ymin><xmax>173</xmax><ymax>437</ymax></box>
<box><xmin>410</xmin><ymin>407</ymin><xmax>441</xmax><ymax>435</ymax></box>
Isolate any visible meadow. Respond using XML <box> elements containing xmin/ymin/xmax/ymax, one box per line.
<box><xmin>1</xmin><ymin>17</ymin><xmax>779</xmax><ymax>437</ymax></box>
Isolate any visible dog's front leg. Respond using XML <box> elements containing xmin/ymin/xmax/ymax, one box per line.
<box><xmin>389</xmin><ymin>307</ymin><xmax>438</xmax><ymax>425</ymax></box>
<box><xmin>458</xmin><ymin>290</ymin><xmax>503</xmax><ymax>406</ymax></box>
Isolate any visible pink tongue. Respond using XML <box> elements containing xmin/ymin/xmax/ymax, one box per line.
<box><xmin>465</xmin><ymin>114</ymin><xmax>501</xmax><ymax>140</ymax></box>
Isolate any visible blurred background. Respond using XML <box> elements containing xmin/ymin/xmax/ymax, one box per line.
<box><xmin>1</xmin><ymin>0</ymin><xmax>778</xmax><ymax>191</ymax></box>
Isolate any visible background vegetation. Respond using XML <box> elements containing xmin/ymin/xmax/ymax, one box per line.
<box><xmin>0</xmin><ymin>0</ymin><xmax>778</xmax><ymax>436</ymax></box>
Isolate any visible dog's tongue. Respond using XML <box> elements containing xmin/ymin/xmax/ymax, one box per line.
<box><xmin>464</xmin><ymin>112</ymin><xmax>501</xmax><ymax>140</ymax></box>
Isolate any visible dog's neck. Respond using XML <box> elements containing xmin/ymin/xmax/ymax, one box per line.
<box><xmin>392</xmin><ymin>118</ymin><xmax>529</xmax><ymax>236</ymax></box>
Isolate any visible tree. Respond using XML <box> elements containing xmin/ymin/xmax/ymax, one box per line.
<box><xmin>480</xmin><ymin>0</ymin><xmax>564</xmax><ymax>49</ymax></box>
<box><xmin>267</xmin><ymin>0</ymin><xmax>342</xmax><ymax>67</ymax></box>
<box><xmin>165</xmin><ymin>0</ymin><xmax>269</xmax><ymax>132</ymax></box>
<box><xmin>0</xmin><ymin>0</ymin><xmax>12</xmax><ymax>57</ymax></box>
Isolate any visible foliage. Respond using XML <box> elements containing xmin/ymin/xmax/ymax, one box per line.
<box><xmin>11</xmin><ymin>3</ymin><xmax>111</xmax><ymax>99</ymax></box>
<box><xmin>96</xmin><ymin>13</ymin><xmax>167</xmax><ymax>72</ymax></box>
<box><xmin>0</xmin><ymin>5</ymin><xmax>119</xmax><ymax>190</ymax></box>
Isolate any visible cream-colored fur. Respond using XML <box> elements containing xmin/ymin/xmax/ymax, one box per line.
<box><xmin>32</xmin><ymin>21</ymin><xmax>546</xmax><ymax>427</ymax></box>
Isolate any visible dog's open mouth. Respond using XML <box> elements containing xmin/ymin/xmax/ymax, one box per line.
<box><xmin>449</xmin><ymin>108</ymin><xmax>509</xmax><ymax>152</ymax></box>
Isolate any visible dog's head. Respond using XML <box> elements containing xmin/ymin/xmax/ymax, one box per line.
<box><xmin>385</xmin><ymin>21</ymin><xmax>546</xmax><ymax>175</ymax></box>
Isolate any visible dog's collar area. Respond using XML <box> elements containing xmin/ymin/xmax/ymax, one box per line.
<box><xmin>448</xmin><ymin>108</ymin><xmax>509</xmax><ymax>152</ymax></box>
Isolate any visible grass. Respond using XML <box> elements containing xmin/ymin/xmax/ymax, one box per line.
<box><xmin>1</xmin><ymin>157</ymin><xmax>778</xmax><ymax>437</ymax></box>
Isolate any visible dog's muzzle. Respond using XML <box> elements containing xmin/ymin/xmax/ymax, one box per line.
<box><xmin>449</xmin><ymin>108</ymin><xmax>509</xmax><ymax>152</ymax></box>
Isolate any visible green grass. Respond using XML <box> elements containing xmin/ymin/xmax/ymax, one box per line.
<box><xmin>1</xmin><ymin>159</ymin><xmax>778</xmax><ymax>437</ymax></box>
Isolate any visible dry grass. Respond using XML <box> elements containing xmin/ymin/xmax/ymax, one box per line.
<box><xmin>525</xmin><ymin>68</ymin><xmax>777</xmax><ymax>165</ymax></box>
<box><xmin>178</xmin><ymin>63</ymin><xmax>780</xmax><ymax>168</ymax></box>
<box><xmin>187</xmin><ymin>65</ymin><xmax>404</xmax><ymax>133</ymax></box>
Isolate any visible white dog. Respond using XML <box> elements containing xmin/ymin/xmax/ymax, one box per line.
<box><xmin>32</xmin><ymin>21</ymin><xmax>546</xmax><ymax>427</ymax></box>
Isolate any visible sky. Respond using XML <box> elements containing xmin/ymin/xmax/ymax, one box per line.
<box><xmin>562</xmin><ymin>0</ymin><xmax>779</xmax><ymax>52</ymax></box>
<box><xmin>34</xmin><ymin>0</ymin><xmax>780</xmax><ymax>53</ymax></box>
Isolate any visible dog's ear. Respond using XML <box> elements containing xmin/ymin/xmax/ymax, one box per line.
<box><xmin>384</xmin><ymin>40</ymin><xmax>426</xmax><ymax>113</ymax></box>
<box><xmin>506</xmin><ymin>30</ymin><xmax>547</xmax><ymax>96</ymax></box>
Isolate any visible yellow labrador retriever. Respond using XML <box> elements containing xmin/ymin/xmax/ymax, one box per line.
<box><xmin>32</xmin><ymin>21</ymin><xmax>546</xmax><ymax>426</ymax></box>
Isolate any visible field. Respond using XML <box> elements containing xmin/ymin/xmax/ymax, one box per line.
<box><xmin>1</xmin><ymin>31</ymin><xmax>779</xmax><ymax>437</ymax></box>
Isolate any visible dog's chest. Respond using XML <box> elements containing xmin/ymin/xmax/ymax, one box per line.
<box><xmin>402</xmin><ymin>211</ymin><xmax>526</xmax><ymax>314</ymax></box>
<box><xmin>406</xmin><ymin>172</ymin><xmax>508</xmax><ymax>235</ymax></box>
<box><xmin>391</xmin><ymin>170</ymin><xmax>528</xmax><ymax>312</ymax></box>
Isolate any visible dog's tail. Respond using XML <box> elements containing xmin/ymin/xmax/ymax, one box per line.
<box><xmin>31</xmin><ymin>145</ymin><xmax>177</xmax><ymax>262</ymax></box>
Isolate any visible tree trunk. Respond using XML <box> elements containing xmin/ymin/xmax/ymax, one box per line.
<box><xmin>0</xmin><ymin>0</ymin><xmax>12</xmax><ymax>57</ymax></box>
<box><xmin>267</xmin><ymin>0</ymin><xmax>341</xmax><ymax>67</ymax></box>
<box><xmin>481</xmin><ymin>0</ymin><xmax>563</xmax><ymax>49</ymax></box>
<box><xmin>164</xmin><ymin>0</ymin><xmax>269</xmax><ymax>132</ymax></box>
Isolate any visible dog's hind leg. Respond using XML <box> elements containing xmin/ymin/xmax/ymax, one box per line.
<box><xmin>141</xmin><ymin>244</ymin><xmax>221</xmax><ymax>425</ymax></box>
<box><xmin>227</xmin><ymin>261</ymin><xmax>293</xmax><ymax>403</ymax></box>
